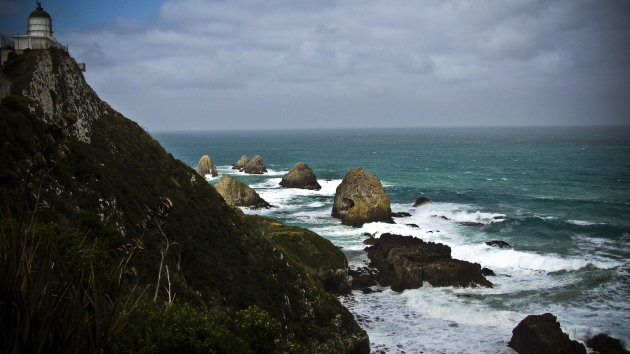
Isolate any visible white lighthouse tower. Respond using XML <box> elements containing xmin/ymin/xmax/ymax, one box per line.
<box><xmin>27</xmin><ymin>2</ymin><xmax>53</xmax><ymax>37</ymax></box>
<box><xmin>13</xmin><ymin>2</ymin><xmax>59</xmax><ymax>51</ymax></box>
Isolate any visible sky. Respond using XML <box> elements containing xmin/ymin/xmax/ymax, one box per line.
<box><xmin>1</xmin><ymin>0</ymin><xmax>629</xmax><ymax>131</ymax></box>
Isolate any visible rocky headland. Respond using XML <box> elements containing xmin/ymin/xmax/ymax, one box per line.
<box><xmin>196</xmin><ymin>154</ymin><xmax>218</xmax><ymax>177</ymax></box>
<box><xmin>213</xmin><ymin>174</ymin><xmax>271</xmax><ymax>209</ymax></box>
<box><xmin>332</xmin><ymin>167</ymin><xmax>393</xmax><ymax>227</ymax></box>
<box><xmin>0</xmin><ymin>48</ymin><xmax>368</xmax><ymax>353</ymax></box>
<box><xmin>280</xmin><ymin>162</ymin><xmax>321</xmax><ymax>190</ymax></box>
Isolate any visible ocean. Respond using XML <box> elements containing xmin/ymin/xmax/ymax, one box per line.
<box><xmin>154</xmin><ymin>126</ymin><xmax>630</xmax><ymax>353</ymax></box>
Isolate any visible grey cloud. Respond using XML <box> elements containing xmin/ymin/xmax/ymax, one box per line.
<box><xmin>55</xmin><ymin>0</ymin><xmax>630</xmax><ymax>130</ymax></box>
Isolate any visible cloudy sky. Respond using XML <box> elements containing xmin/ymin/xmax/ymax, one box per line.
<box><xmin>2</xmin><ymin>0</ymin><xmax>629</xmax><ymax>131</ymax></box>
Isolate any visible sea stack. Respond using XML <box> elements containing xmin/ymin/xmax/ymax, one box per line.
<box><xmin>332</xmin><ymin>167</ymin><xmax>392</xmax><ymax>227</ymax></box>
<box><xmin>213</xmin><ymin>174</ymin><xmax>270</xmax><ymax>209</ymax></box>
<box><xmin>280</xmin><ymin>162</ymin><xmax>321</xmax><ymax>190</ymax></box>
<box><xmin>241</xmin><ymin>155</ymin><xmax>267</xmax><ymax>174</ymax></box>
<box><xmin>197</xmin><ymin>155</ymin><xmax>218</xmax><ymax>177</ymax></box>
<box><xmin>232</xmin><ymin>155</ymin><xmax>250</xmax><ymax>170</ymax></box>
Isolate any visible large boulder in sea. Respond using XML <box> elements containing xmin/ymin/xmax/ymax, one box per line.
<box><xmin>365</xmin><ymin>233</ymin><xmax>493</xmax><ymax>291</ymax></box>
<box><xmin>232</xmin><ymin>155</ymin><xmax>249</xmax><ymax>170</ymax></box>
<box><xmin>213</xmin><ymin>174</ymin><xmax>270</xmax><ymax>209</ymax></box>
<box><xmin>280</xmin><ymin>162</ymin><xmax>321</xmax><ymax>190</ymax></box>
<box><xmin>241</xmin><ymin>155</ymin><xmax>267</xmax><ymax>174</ymax></box>
<box><xmin>244</xmin><ymin>215</ymin><xmax>352</xmax><ymax>294</ymax></box>
<box><xmin>332</xmin><ymin>168</ymin><xmax>392</xmax><ymax>227</ymax></box>
<box><xmin>508</xmin><ymin>313</ymin><xmax>586</xmax><ymax>354</ymax></box>
<box><xmin>197</xmin><ymin>155</ymin><xmax>218</xmax><ymax>177</ymax></box>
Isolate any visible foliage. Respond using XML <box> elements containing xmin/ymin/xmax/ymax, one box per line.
<box><xmin>0</xmin><ymin>216</ymin><xmax>144</xmax><ymax>354</ymax></box>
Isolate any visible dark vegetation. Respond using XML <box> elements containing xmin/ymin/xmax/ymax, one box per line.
<box><xmin>0</xmin><ymin>48</ymin><xmax>367</xmax><ymax>353</ymax></box>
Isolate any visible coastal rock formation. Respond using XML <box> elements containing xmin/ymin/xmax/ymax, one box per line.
<box><xmin>391</xmin><ymin>211</ymin><xmax>411</xmax><ymax>217</ymax></box>
<box><xmin>508</xmin><ymin>313</ymin><xmax>586</xmax><ymax>354</ymax></box>
<box><xmin>280</xmin><ymin>162</ymin><xmax>321</xmax><ymax>190</ymax></box>
<box><xmin>486</xmin><ymin>240</ymin><xmax>513</xmax><ymax>248</ymax></box>
<box><xmin>197</xmin><ymin>155</ymin><xmax>218</xmax><ymax>177</ymax></box>
<box><xmin>214</xmin><ymin>174</ymin><xmax>270</xmax><ymax>208</ymax></box>
<box><xmin>232</xmin><ymin>155</ymin><xmax>250</xmax><ymax>170</ymax></box>
<box><xmin>413</xmin><ymin>197</ymin><xmax>431</xmax><ymax>207</ymax></box>
<box><xmin>586</xmin><ymin>334</ymin><xmax>629</xmax><ymax>354</ymax></box>
<box><xmin>332</xmin><ymin>168</ymin><xmax>392</xmax><ymax>227</ymax></box>
<box><xmin>365</xmin><ymin>233</ymin><xmax>493</xmax><ymax>291</ymax></box>
<box><xmin>245</xmin><ymin>215</ymin><xmax>351</xmax><ymax>294</ymax></box>
<box><xmin>241</xmin><ymin>155</ymin><xmax>267</xmax><ymax>174</ymax></box>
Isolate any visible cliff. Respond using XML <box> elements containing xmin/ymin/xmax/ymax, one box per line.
<box><xmin>0</xmin><ymin>48</ymin><xmax>368</xmax><ymax>352</ymax></box>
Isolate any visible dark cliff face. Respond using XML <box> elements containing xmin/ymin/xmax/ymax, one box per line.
<box><xmin>0</xmin><ymin>48</ymin><xmax>368</xmax><ymax>352</ymax></box>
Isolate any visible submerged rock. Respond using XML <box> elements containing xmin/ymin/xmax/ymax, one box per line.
<box><xmin>196</xmin><ymin>155</ymin><xmax>218</xmax><ymax>177</ymax></box>
<box><xmin>241</xmin><ymin>155</ymin><xmax>267</xmax><ymax>174</ymax></box>
<box><xmin>586</xmin><ymin>334</ymin><xmax>629</xmax><ymax>354</ymax></box>
<box><xmin>391</xmin><ymin>211</ymin><xmax>412</xmax><ymax>218</ymax></box>
<box><xmin>332</xmin><ymin>168</ymin><xmax>392</xmax><ymax>227</ymax></box>
<box><xmin>365</xmin><ymin>233</ymin><xmax>492</xmax><ymax>291</ymax></box>
<box><xmin>486</xmin><ymin>240</ymin><xmax>513</xmax><ymax>248</ymax></box>
<box><xmin>280</xmin><ymin>162</ymin><xmax>321</xmax><ymax>190</ymax></box>
<box><xmin>508</xmin><ymin>313</ymin><xmax>586</xmax><ymax>354</ymax></box>
<box><xmin>413</xmin><ymin>197</ymin><xmax>431</xmax><ymax>207</ymax></box>
<box><xmin>232</xmin><ymin>155</ymin><xmax>250</xmax><ymax>170</ymax></box>
<box><xmin>213</xmin><ymin>174</ymin><xmax>270</xmax><ymax>209</ymax></box>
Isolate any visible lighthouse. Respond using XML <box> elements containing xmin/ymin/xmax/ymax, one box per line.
<box><xmin>27</xmin><ymin>2</ymin><xmax>53</xmax><ymax>37</ymax></box>
<box><xmin>13</xmin><ymin>2</ymin><xmax>60</xmax><ymax>51</ymax></box>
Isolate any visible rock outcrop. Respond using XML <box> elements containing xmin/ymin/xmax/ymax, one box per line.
<box><xmin>245</xmin><ymin>215</ymin><xmax>352</xmax><ymax>294</ymax></box>
<box><xmin>365</xmin><ymin>233</ymin><xmax>492</xmax><ymax>291</ymax></box>
<box><xmin>413</xmin><ymin>197</ymin><xmax>431</xmax><ymax>207</ymax></box>
<box><xmin>280</xmin><ymin>162</ymin><xmax>321</xmax><ymax>190</ymax></box>
<box><xmin>232</xmin><ymin>155</ymin><xmax>250</xmax><ymax>170</ymax></box>
<box><xmin>241</xmin><ymin>155</ymin><xmax>267</xmax><ymax>174</ymax></box>
<box><xmin>586</xmin><ymin>334</ymin><xmax>629</xmax><ymax>354</ymax></box>
<box><xmin>332</xmin><ymin>168</ymin><xmax>392</xmax><ymax>227</ymax></box>
<box><xmin>214</xmin><ymin>174</ymin><xmax>270</xmax><ymax>208</ymax></box>
<box><xmin>508</xmin><ymin>313</ymin><xmax>586</xmax><ymax>354</ymax></box>
<box><xmin>197</xmin><ymin>155</ymin><xmax>218</xmax><ymax>177</ymax></box>
<box><xmin>486</xmin><ymin>240</ymin><xmax>513</xmax><ymax>248</ymax></box>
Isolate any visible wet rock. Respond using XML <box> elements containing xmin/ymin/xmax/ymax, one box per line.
<box><xmin>413</xmin><ymin>197</ymin><xmax>432</xmax><ymax>207</ymax></box>
<box><xmin>586</xmin><ymin>334</ymin><xmax>629</xmax><ymax>354</ymax></box>
<box><xmin>391</xmin><ymin>211</ymin><xmax>412</xmax><ymax>218</ymax></box>
<box><xmin>508</xmin><ymin>313</ymin><xmax>586</xmax><ymax>354</ymax></box>
<box><xmin>406</xmin><ymin>223</ymin><xmax>420</xmax><ymax>229</ymax></box>
<box><xmin>486</xmin><ymin>240</ymin><xmax>513</xmax><ymax>248</ymax></box>
<box><xmin>460</xmin><ymin>221</ymin><xmax>484</xmax><ymax>226</ymax></box>
<box><xmin>481</xmin><ymin>267</ymin><xmax>496</xmax><ymax>276</ymax></box>
<box><xmin>332</xmin><ymin>168</ymin><xmax>392</xmax><ymax>227</ymax></box>
<box><xmin>213</xmin><ymin>174</ymin><xmax>270</xmax><ymax>209</ymax></box>
<box><xmin>241</xmin><ymin>155</ymin><xmax>267</xmax><ymax>174</ymax></box>
<box><xmin>196</xmin><ymin>155</ymin><xmax>218</xmax><ymax>177</ymax></box>
<box><xmin>365</xmin><ymin>233</ymin><xmax>493</xmax><ymax>292</ymax></box>
<box><xmin>232</xmin><ymin>155</ymin><xmax>249</xmax><ymax>170</ymax></box>
<box><xmin>280</xmin><ymin>162</ymin><xmax>321</xmax><ymax>190</ymax></box>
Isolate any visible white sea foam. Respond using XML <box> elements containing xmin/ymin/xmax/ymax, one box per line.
<box><xmin>452</xmin><ymin>244</ymin><xmax>622</xmax><ymax>272</ymax></box>
<box><xmin>567</xmin><ymin>219</ymin><xmax>599</xmax><ymax>226</ymax></box>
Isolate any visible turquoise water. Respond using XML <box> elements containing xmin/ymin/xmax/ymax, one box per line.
<box><xmin>155</xmin><ymin>126</ymin><xmax>630</xmax><ymax>352</ymax></box>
